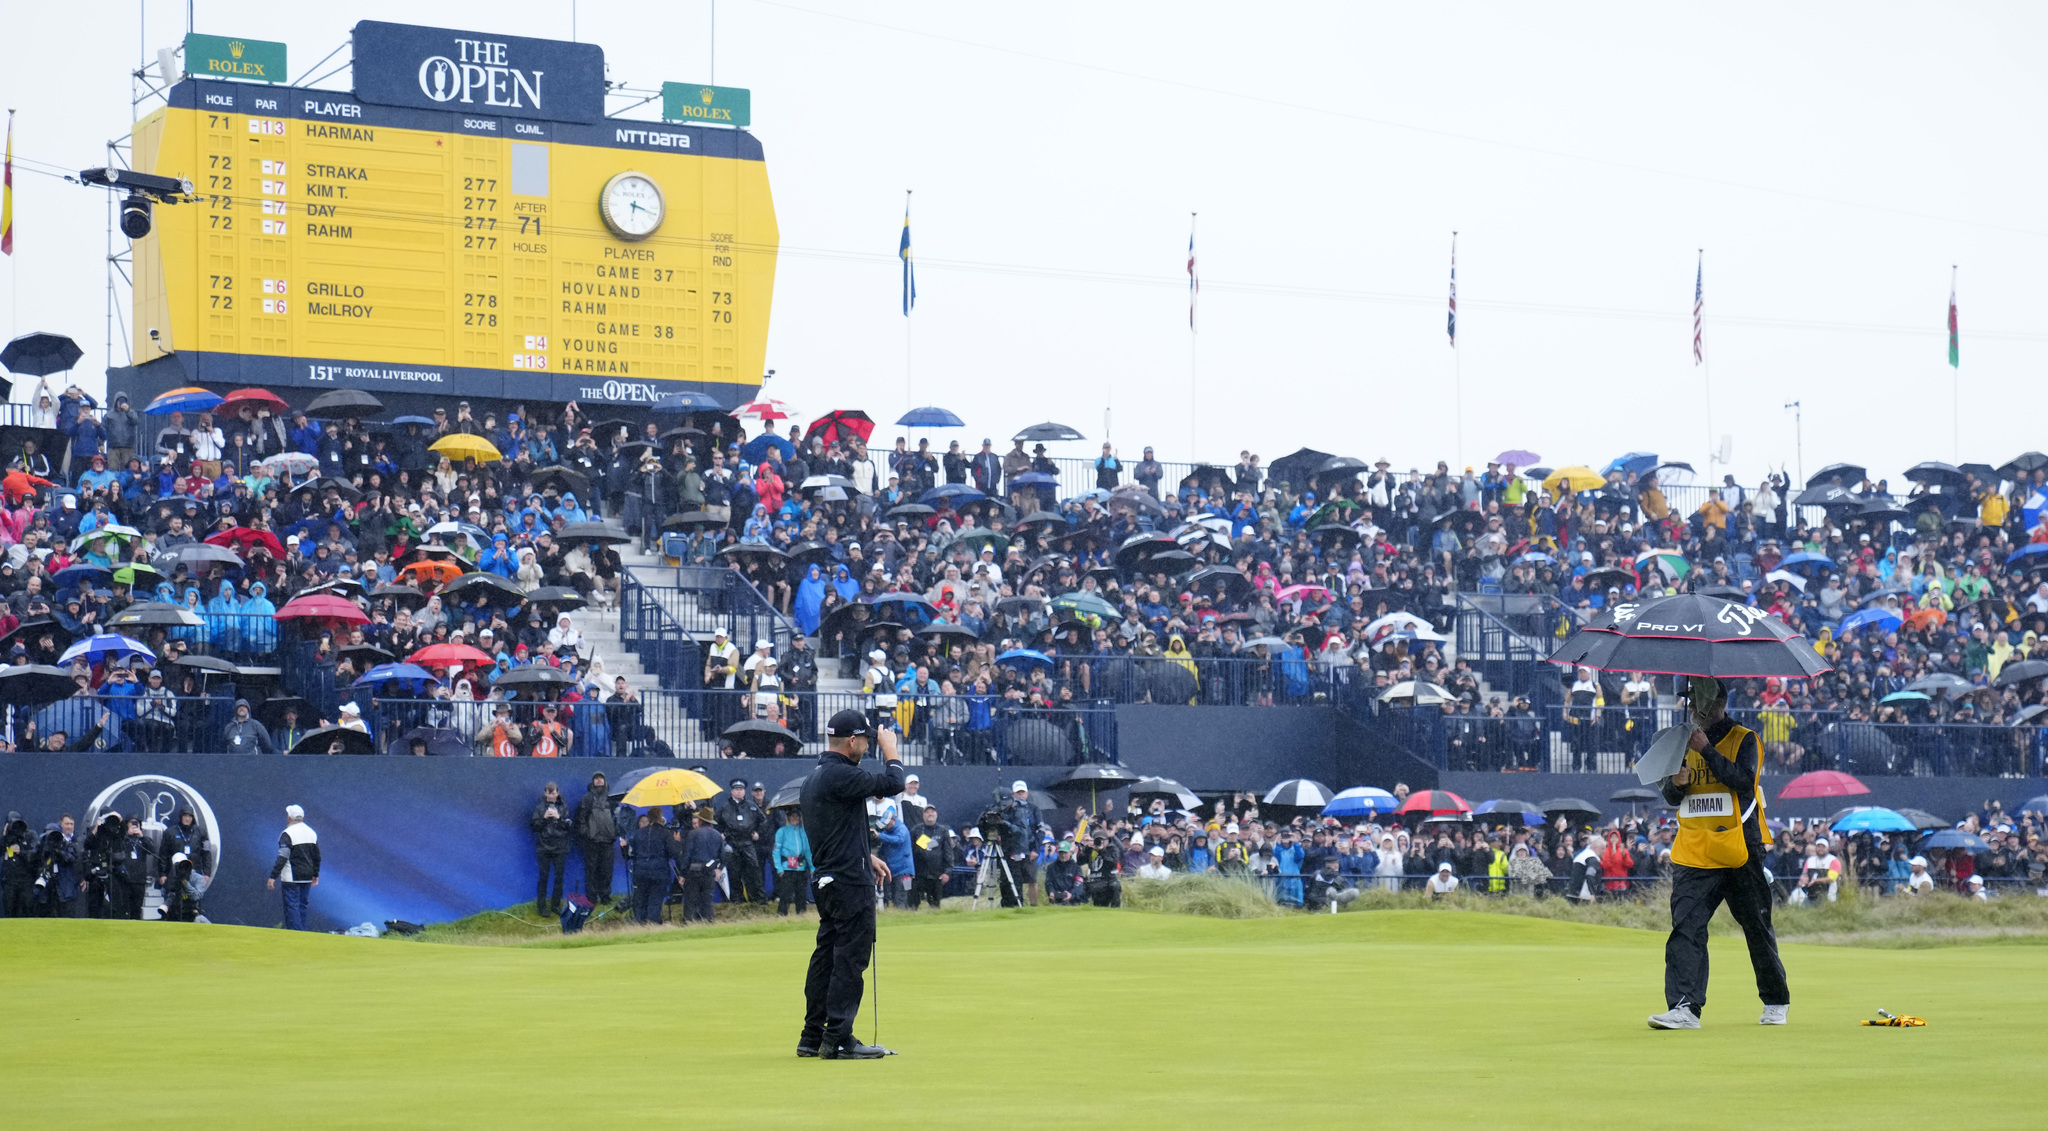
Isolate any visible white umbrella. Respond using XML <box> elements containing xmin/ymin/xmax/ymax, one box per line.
<box><xmin>1379</xmin><ymin>680</ymin><xmax>1456</xmax><ymax>704</ymax></box>
<box><xmin>1363</xmin><ymin>612</ymin><xmax>1431</xmax><ymax>642</ymax></box>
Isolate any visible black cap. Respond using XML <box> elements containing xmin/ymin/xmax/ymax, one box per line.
<box><xmin>826</xmin><ymin>709</ymin><xmax>874</xmax><ymax>738</ymax></box>
<box><xmin>729</xmin><ymin>777</ymin><xmax>747</xmax><ymax>788</ymax></box>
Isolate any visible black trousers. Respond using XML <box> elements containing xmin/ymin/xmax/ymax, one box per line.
<box><xmin>578</xmin><ymin>840</ymin><xmax>614</xmax><ymax>902</ymax></box>
<box><xmin>629</xmin><ymin>876</ymin><xmax>666</xmax><ymax>923</ymax></box>
<box><xmin>802</xmin><ymin>880</ymin><xmax>876</xmax><ymax>1048</ymax></box>
<box><xmin>536</xmin><ymin>851</ymin><xmax>568</xmax><ymax>911</ymax></box>
<box><xmin>907</xmin><ymin>875</ymin><xmax>942</xmax><ymax>910</ymax></box>
<box><xmin>110</xmin><ymin>878</ymin><xmax>145</xmax><ymax>920</ymax></box>
<box><xmin>682</xmin><ymin>864</ymin><xmax>717</xmax><ymax>922</ymax></box>
<box><xmin>777</xmin><ymin>870</ymin><xmax>810</xmax><ymax>915</ymax></box>
<box><xmin>1665</xmin><ymin>858</ymin><xmax>1789</xmax><ymax>1015</ymax></box>
<box><xmin>727</xmin><ymin>845</ymin><xmax>764</xmax><ymax>903</ymax></box>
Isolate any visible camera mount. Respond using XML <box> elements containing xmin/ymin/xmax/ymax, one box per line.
<box><xmin>78</xmin><ymin>168</ymin><xmax>195</xmax><ymax>240</ymax></box>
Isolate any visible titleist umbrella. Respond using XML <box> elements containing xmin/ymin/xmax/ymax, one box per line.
<box><xmin>1549</xmin><ymin>593</ymin><xmax>1830</xmax><ymax>680</ymax></box>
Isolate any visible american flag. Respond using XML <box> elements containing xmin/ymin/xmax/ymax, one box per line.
<box><xmin>1187</xmin><ymin>215</ymin><xmax>1198</xmax><ymax>331</ymax></box>
<box><xmin>1446</xmin><ymin>231</ymin><xmax>1458</xmax><ymax>347</ymax></box>
<box><xmin>1692</xmin><ymin>251</ymin><xmax>1704</xmax><ymax>365</ymax></box>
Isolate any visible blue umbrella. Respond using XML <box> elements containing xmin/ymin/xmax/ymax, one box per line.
<box><xmin>920</xmin><ymin>483</ymin><xmax>985</xmax><ymax>505</ymax></box>
<box><xmin>354</xmin><ymin>662</ymin><xmax>442</xmax><ymax>691</ymax></box>
<box><xmin>1606</xmin><ymin>452</ymin><xmax>1658</xmax><ymax>476</ymax></box>
<box><xmin>1879</xmin><ymin>690</ymin><xmax>1930</xmax><ymax>704</ymax></box>
<box><xmin>1064</xmin><ymin>488</ymin><xmax>1110</xmax><ymax>503</ymax></box>
<box><xmin>653</xmin><ymin>391</ymin><xmax>724</xmax><ymax>413</ymax></box>
<box><xmin>143</xmin><ymin>387</ymin><xmax>223</xmax><ymax>415</ymax></box>
<box><xmin>738</xmin><ymin>433</ymin><xmax>795</xmax><ymax>465</ymax></box>
<box><xmin>872</xmin><ymin>593</ymin><xmax>937</xmax><ymax>628</ymax></box>
<box><xmin>389</xmin><ymin>415</ymin><xmax>435</xmax><ymax>426</ymax></box>
<box><xmin>1777</xmin><ymin>551</ymin><xmax>1836</xmax><ymax>577</ymax></box>
<box><xmin>1321</xmin><ymin>786</ymin><xmax>1399</xmax><ymax>818</ymax></box>
<box><xmin>52</xmin><ymin>564</ymin><xmax>112</xmax><ymax>590</ymax></box>
<box><xmin>1830</xmin><ymin>806</ymin><xmax>1917</xmax><ymax>833</ymax></box>
<box><xmin>59</xmin><ymin>632</ymin><xmax>154</xmax><ymax>666</ymax></box>
<box><xmin>2018</xmin><ymin>794</ymin><xmax>2048</xmax><ymax>815</ymax></box>
<box><xmin>1470</xmin><ymin>798</ymin><xmax>1546</xmax><ymax>825</ymax></box>
<box><xmin>2004</xmin><ymin>543</ymin><xmax>2048</xmax><ymax>571</ymax></box>
<box><xmin>1838</xmin><ymin>608</ymin><xmax>1902</xmax><ymax>637</ymax></box>
<box><xmin>1919</xmin><ymin>828</ymin><xmax>1989</xmax><ymax>853</ymax></box>
<box><xmin>896</xmin><ymin>406</ymin><xmax>964</xmax><ymax>427</ymax></box>
<box><xmin>993</xmin><ymin>648</ymin><xmax>1054</xmax><ymax>671</ymax></box>
<box><xmin>1515</xmin><ymin>551</ymin><xmax>1555</xmax><ymax>565</ymax></box>
<box><xmin>1011</xmin><ymin>472</ymin><xmax>1059</xmax><ymax>487</ymax></box>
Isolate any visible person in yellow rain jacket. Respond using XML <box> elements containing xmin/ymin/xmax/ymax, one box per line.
<box><xmin>1646</xmin><ymin>676</ymin><xmax>1790</xmax><ymax>1031</ymax></box>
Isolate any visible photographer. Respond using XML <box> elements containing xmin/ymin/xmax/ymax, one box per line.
<box><xmin>1081</xmin><ymin>833</ymin><xmax>1122</xmax><ymax>907</ymax></box>
<box><xmin>530</xmin><ymin>782</ymin><xmax>574</xmax><ymax>916</ymax></box>
<box><xmin>998</xmin><ymin>781</ymin><xmax>1041</xmax><ymax>907</ymax></box>
<box><xmin>795</xmin><ymin>710</ymin><xmax>903</xmax><ymax>1060</ymax></box>
<box><xmin>1044</xmin><ymin>840</ymin><xmax>1084</xmax><ymax>904</ymax></box>
<box><xmin>38</xmin><ymin>815</ymin><xmax>81</xmax><ymax>917</ymax></box>
<box><xmin>110</xmin><ymin>817</ymin><xmax>153</xmax><ymax>920</ymax></box>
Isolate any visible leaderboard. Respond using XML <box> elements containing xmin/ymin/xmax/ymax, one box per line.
<box><xmin>130</xmin><ymin>48</ymin><xmax>777</xmax><ymax>407</ymax></box>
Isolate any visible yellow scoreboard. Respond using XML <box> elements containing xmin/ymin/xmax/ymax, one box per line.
<box><xmin>130</xmin><ymin>40</ymin><xmax>776</xmax><ymax>409</ymax></box>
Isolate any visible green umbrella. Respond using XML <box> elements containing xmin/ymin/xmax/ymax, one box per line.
<box><xmin>1050</xmin><ymin>591</ymin><xmax>1121</xmax><ymax>621</ymax></box>
<box><xmin>950</xmin><ymin>529</ymin><xmax>1010</xmax><ymax>556</ymax></box>
<box><xmin>112</xmin><ymin>563</ymin><xmax>167</xmax><ymax>589</ymax></box>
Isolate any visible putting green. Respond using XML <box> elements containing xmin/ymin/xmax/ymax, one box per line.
<box><xmin>4</xmin><ymin>909</ymin><xmax>2041</xmax><ymax>1127</ymax></box>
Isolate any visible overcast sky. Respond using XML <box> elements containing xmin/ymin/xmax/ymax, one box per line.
<box><xmin>2</xmin><ymin>2</ymin><xmax>2042</xmax><ymax>486</ymax></box>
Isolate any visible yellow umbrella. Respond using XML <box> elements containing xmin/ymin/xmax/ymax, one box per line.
<box><xmin>616</xmin><ymin>768</ymin><xmax>722</xmax><ymax>810</ymax></box>
<box><xmin>429</xmin><ymin>434</ymin><xmax>504</xmax><ymax>463</ymax></box>
<box><xmin>1543</xmin><ymin>465</ymin><xmax>1607</xmax><ymax>494</ymax></box>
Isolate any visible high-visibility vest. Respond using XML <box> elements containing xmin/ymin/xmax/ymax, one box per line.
<box><xmin>1671</xmin><ymin>723</ymin><xmax>1772</xmax><ymax>870</ymax></box>
<box><xmin>489</xmin><ymin>722</ymin><xmax>519</xmax><ymax>758</ymax></box>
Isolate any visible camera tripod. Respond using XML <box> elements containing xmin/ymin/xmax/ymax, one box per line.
<box><xmin>970</xmin><ymin>844</ymin><xmax>1022</xmax><ymax>910</ymax></box>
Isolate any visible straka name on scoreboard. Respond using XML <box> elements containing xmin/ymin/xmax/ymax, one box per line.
<box><xmin>350</xmin><ymin>20</ymin><xmax>606</xmax><ymax>124</ymax></box>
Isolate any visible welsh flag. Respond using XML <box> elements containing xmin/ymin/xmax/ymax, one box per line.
<box><xmin>1947</xmin><ymin>270</ymin><xmax>1959</xmax><ymax>368</ymax></box>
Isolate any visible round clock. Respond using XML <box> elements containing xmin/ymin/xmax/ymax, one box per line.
<box><xmin>599</xmin><ymin>171</ymin><xmax>664</xmax><ymax>240</ymax></box>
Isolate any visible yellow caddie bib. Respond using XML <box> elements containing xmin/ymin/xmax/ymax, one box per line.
<box><xmin>1670</xmin><ymin>724</ymin><xmax>1770</xmax><ymax>870</ymax></box>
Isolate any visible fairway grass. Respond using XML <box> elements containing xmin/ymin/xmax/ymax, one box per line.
<box><xmin>5</xmin><ymin>910</ymin><xmax>2042</xmax><ymax>1129</ymax></box>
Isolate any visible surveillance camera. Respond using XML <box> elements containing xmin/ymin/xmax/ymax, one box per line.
<box><xmin>120</xmin><ymin>193</ymin><xmax>154</xmax><ymax>239</ymax></box>
<box><xmin>149</xmin><ymin>329</ymin><xmax>161</xmax><ymax>342</ymax></box>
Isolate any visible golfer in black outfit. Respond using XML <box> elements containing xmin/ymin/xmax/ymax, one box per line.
<box><xmin>796</xmin><ymin>709</ymin><xmax>903</xmax><ymax>1060</ymax></box>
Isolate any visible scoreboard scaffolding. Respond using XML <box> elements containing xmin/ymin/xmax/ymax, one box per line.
<box><xmin>127</xmin><ymin>21</ymin><xmax>778</xmax><ymax>408</ymax></box>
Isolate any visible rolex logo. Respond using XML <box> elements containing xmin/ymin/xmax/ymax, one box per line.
<box><xmin>700</xmin><ymin>87</ymin><xmax>715</xmax><ymax>104</ymax></box>
<box><xmin>229</xmin><ymin>40</ymin><xmax>245</xmax><ymax>59</ymax></box>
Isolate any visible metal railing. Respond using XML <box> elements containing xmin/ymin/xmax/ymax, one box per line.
<box><xmin>1453</xmin><ymin>593</ymin><xmax>1572</xmax><ymax>707</ymax></box>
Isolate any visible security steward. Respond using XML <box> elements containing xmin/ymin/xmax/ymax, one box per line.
<box><xmin>1648</xmin><ymin>676</ymin><xmax>1790</xmax><ymax>1030</ymax></box>
<box><xmin>796</xmin><ymin>709</ymin><xmax>903</xmax><ymax>1060</ymax></box>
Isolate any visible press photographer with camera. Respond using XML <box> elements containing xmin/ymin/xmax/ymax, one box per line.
<box><xmin>795</xmin><ymin>709</ymin><xmax>903</xmax><ymax>1060</ymax></box>
<box><xmin>993</xmin><ymin>781</ymin><xmax>1042</xmax><ymax>907</ymax></box>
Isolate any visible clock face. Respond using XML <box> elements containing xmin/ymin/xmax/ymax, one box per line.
<box><xmin>600</xmin><ymin>172</ymin><xmax>664</xmax><ymax>240</ymax></box>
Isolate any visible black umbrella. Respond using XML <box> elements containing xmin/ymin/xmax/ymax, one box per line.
<box><xmin>1016</xmin><ymin>510</ymin><xmax>1068</xmax><ymax>532</ymax></box>
<box><xmin>288</xmin><ymin>725</ymin><xmax>377</xmax><ymax>756</ymax></box>
<box><xmin>784</xmin><ymin>541</ymin><xmax>836</xmax><ymax>569</ymax></box>
<box><xmin>718</xmin><ymin>543</ymin><xmax>789</xmax><ymax>564</ymax></box>
<box><xmin>1306</xmin><ymin>524</ymin><xmax>1361</xmax><ymax>551</ymax></box>
<box><xmin>305</xmin><ymin>477</ymin><xmax>364</xmax><ymax>502</ymax></box>
<box><xmin>444</xmin><ymin>571</ymin><xmax>527</xmax><ymax>600</ymax></box>
<box><xmin>1550</xmin><ymin>593</ymin><xmax>1831</xmax><ymax>679</ymax></box>
<box><xmin>1958</xmin><ymin>462</ymin><xmax>1999</xmax><ymax>486</ymax></box>
<box><xmin>526</xmin><ymin>586</ymin><xmax>587</xmax><ymax>610</ymax></box>
<box><xmin>1805</xmin><ymin>462</ymin><xmax>1866</xmax><ymax>488</ymax></box>
<box><xmin>1539</xmin><ymin>797</ymin><xmax>1602</xmax><ymax>821</ymax></box>
<box><xmin>1114</xmin><ymin>532</ymin><xmax>1180</xmax><ymax>570</ymax></box>
<box><xmin>1997</xmin><ymin>452</ymin><xmax>2048</xmax><ymax>481</ymax></box>
<box><xmin>1904</xmin><ymin>672</ymin><xmax>1972</xmax><ymax>695</ymax></box>
<box><xmin>995</xmin><ymin>595</ymin><xmax>1044</xmax><ymax>617</ymax></box>
<box><xmin>108</xmin><ymin>601</ymin><xmax>203</xmax><ymax>628</ymax></box>
<box><xmin>1792</xmin><ymin>483</ymin><xmax>1860</xmax><ymax>509</ymax></box>
<box><xmin>1129</xmin><ymin>776</ymin><xmax>1201</xmax><ymax>809</ymax></box>
<box><xmin>1050</xmin><ymin>763</ymin><xmax>1141</xmax><ymax>790</ymax></box>
<box><xmin>1138</xmin><ymin>549</ymin><xmax>1199</xmax><ymax>576</ymax></box>
<box><xmin>817</xmin><ymin>602</ymin><xmax>879</xmax><ymax>648</ymax></box>
<box><xmin>0</xmin><ymin>665</ymin><xmax>82</xmax><ymax>707</ymax></box>
<box><xmin>918</xmin><ymin>621</ymin><xmax>980</xmax><ymax>641</ymax></box>
<box><xmin>0</xmin><ymin>331</ymin><xmax>83</xmax><ymax>377</ymax></box>
<box><xmin>1903</xmin><ymin>461</ymin><xmax>1969</xmax><ymax>490</ymax></box>
<box><xmin>172</xmin><ymin>543</ymin><xmax>244</xmax><ymax>569</ymax></box>
<box><xmin>1268</xmin><ymin>447</ymin><xmax>1335</xmax><ymax>490</ymax></box>
<box><xmin>1855</xmin><ymin>497</ymin><xmax>1908</xmax><ymax>526</ymax></box>
<box><xmin>338</xmin><ymin>644</ymin><xmax>395</xmax><ymax>669</ymax></box>
<box><xmin>722</xmin><ymin>718</ymin><xmax>803</xmax><ymax>757</ymax></box>
<box><xmin>1146</xmin><ymin>661</ymin><xmax>1198</xmax><ymax>704</ymax></box>
<box><xmin>884</xmin><ymin>503</ymin><xmax>936</xmax><ymax>521</ymax></box>
<box><xmin>369</xmin><ymin>583</ymin><xmax>426</xmax><ymax>607</ymax></box>
<box><xmin>1106</xmin><ymin>490</ymin><xmax>1165</xmax><ymax>518</ymax></box>
<box><xmin>0</xmin><ymin>616</ymin><xmax>73</xmax><ymax>655</ymax></box>
<box><xmin>555</xmin><ymin>521</ymin><xmax>628</xmax><ymax>545</ymax></box>
<box><xmin>767</xmin><ymin>778</ymin><xmax>807</xmax><ymax>810</ymax></box>
<box><xmin>1580</xmin><ymin>567</ymin><xmax>1635</xmax><ymax>593</ymax></box>
<box><xmin>528</xmin><ymin>466</ymin><xmax>591</xmax><ymax>498</ymax></box>
<box><xmin>660</xmin><ymin>511</ymin><xmax>725</xmax><ymax>532</ymax></box>
<box><xmin>304</xmin><ymin>388</ymin><xmax>383</xmax><ymax>416</ymax></box>
<box><xmin>1611</xmin><ymin>786</ymin><xmax>1664</xmax><ymax>804</ymax></box>
<box><xmin>495</xmin><ymin>666</ymin><xmax>574</xmax><ymax>690</ymax></box>
<box><xmin>1696</xmin><ymin>584</ymin><xmax>1746</xmax><ymax>600</ymax></box>
<box><xmin>1894</xmin><ymin>807</ymin><xmax>1949</xmax><ymax>831</ymax></box>
<box><xmin>1311</xmin><ymin>456</ymin><xmax>1370</xmax><ymax>484</ymax></box>
<box><xmin>1012</xmin><ymin>422</ymin><xmax>1085</xmax><ymax>442</ymax></box>
<box><xmin>391</xmin><ymin>726</ymin><xmax>472</xmax><ymax>756</ymax></box>
<box><xmin>1186</xmin><ymin>564</ymin><xmax>1252</xmax><ymax>600</ymax></box>
<box><xmin>255</xmin><ymin>695</ymin><xmax>313</xmax><ymax>728</ymax></box>
<box><xmin>1994</xmin><ymin>659</ymin><xmax>2048</xmax><ymax>687</ymax></box>
<box><xmin>1262</xmin><ymin>779</ymin><xmax>1335</xmax><ymax>808</ymax></box>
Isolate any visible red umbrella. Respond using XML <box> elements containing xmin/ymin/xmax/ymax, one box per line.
<box><xmin>734</xmin><ymin>397</ymin><xmax>797</xmax><ymax>422</ymax></box>
<box><xmin>205</xmin><ymin>526</ymin><xmax>286</xmax><ymax>558</ymax></box>
<box><xmin>275</xmin><ymin>594</ymin><xmax>368</xmax><ymax>625</ymax></box>
<box><xmin>804</xmin><ymin>409</ymin><xmax>875</xmax><ymax>445</ymax></box>
<box><xmin>408</xmin><ymin>642</ymin><xmax>496</xmax><ymax>671</ymax></box>
<box><xmin>218</xmin><ymin>388</ymin><xmax>289</xmax><ymax>414</ymax></box>
<box><xmin>1395</xmin><ymin>789</ymin><xmax>1471</xmax><ymax>816</ymax></box>
<box><xmin>1777</xmin><ymin>770</ymin><xmax>1869</xmax><ymax>800</ymax></box>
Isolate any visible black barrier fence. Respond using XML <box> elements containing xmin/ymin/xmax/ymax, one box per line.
<box><xmin>1359</xmin><ymin>702</ymin><xmax>2048</xmax><ymax>779</ymax></box>
<box><xmin>281</xmin><ymin>689</ymin><xmax>1119</xmax><ymax>765</ymax></box>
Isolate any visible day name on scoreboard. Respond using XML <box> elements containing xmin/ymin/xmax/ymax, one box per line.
<box><xmin>129</xmin><ymin>21</ymin><xmax>778</xmax><ymax>407</ymax></box>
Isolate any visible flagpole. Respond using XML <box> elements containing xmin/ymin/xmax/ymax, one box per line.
<box><xmin>1950</xmin><ymin>264</ymin><xmax>1960</xmax><ymax>462</ymax></box>
<box><xmin>1698</xmin><ymin>249</ymin><xmax>1714</xmax><ymax>476</ymax></box>
<box><xmin>903</xmin><ymin>189</ymin><xmax>913</xmax><ymax>411</ymax></box>
<box><xmin>1449</xmin><ymin>232</ymin><xmax>1461</xmax><ymax>471</ymax></box>
<box><xmin>1188</xmin><ymin>211</ymin><xmax>1198</xmax><ymax>460</ymax></box>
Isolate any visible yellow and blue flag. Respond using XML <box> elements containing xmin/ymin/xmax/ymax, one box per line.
<box><xmin>899</xmin><ymin>197</ymin><xmax>915</xmax><ymax>316</ymax></box>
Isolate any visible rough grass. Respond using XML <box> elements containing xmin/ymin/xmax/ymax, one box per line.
<box><xmin>1123</xmin><ymin>873</ymin><xmax>1287</xmax><ymax>919</ymax></box>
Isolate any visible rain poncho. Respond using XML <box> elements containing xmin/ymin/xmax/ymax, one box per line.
<box><xmin>793</xmin><ymin>564</ymin><xmax>827</xmax><ymax>635</ymax></box>
<box><xmin>206</xmin><ymin>585</ymin><xmax>243</xmax><ymax>652</ymax></box>
<box><xmin>240</xmin><ymin>581</ymin><xmax>278</xmax><ymax>653</ymax></box>
<box><xmin>174</xmin><ymin>587</ymin><xmax>209</xmax><ymax>646</ymax></box>
<box><xmin>831</xmin><ymin>564</ymin><xmax>861</xmax><ymax>603</ymax></box>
